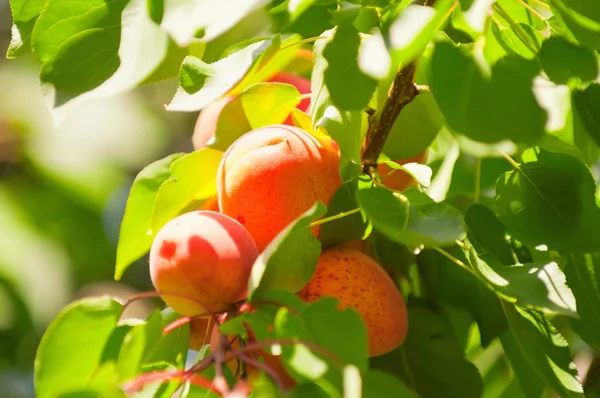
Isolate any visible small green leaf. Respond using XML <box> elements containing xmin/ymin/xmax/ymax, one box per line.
<box><xmin>371</xmin><ymin>306</ymin><xmax>483</xmax><ymax>398</ymax></box>
<box><xmin>31</xmin><ymin>0</ymin><xmax>129</xmax><ymax>99</ymax></box>
<box><xmin>34</xmin><ymin>297</ymin><xmax>123</xmax><ymax>398</ymax></box>
<box><xmin>248</xmin><ymin>202</ymin><xmax>327</xmax><ymax>299</ymax></box>
<box><xmin>7</xmin><ymin>0</ymin><xmax>45</xmax><ymax>57</ymax></box>
<box><xmin>149</xmin><ymin>148</ymin><xmax>222</xmax><ymax>233</ymax></box>
<box><xmin>565</xmin><ymin>254</ymin><xmax>600</xmax><ymax>350</ymax></box>
<box><xmin>466</xmin><ymin>243</ymin><xmax>578</xmax><ymax>317</ymax></box>
<box><xmin>539</xmin><ymin>37</ymin><xmax>599</xmax><ymax>85</ymax></box>
<box><xmin>208</xmin><ymin>83</ymin><xmax>301</xmax><ymax>151</ymax></box>
<box><xmin>384</xmin><ymin>161</ymin><xmax>433</xmax><ymax>187</ymax></box>
<box><xmin>494</xmin><ymin>147</ymin><xmax>600</xmax><ymax>252</ymax></box>
<box><xmin>323</xmin><ymin>24</ymin><xmax>377</xmax><ymax>111</ymax></box>
<box><xmin>427</xmin><ymin>41</ymin><xmax>546</xmax><ymax>143</ymax></box>
<box><xmin>502</xmin><ymin>303</ymin><xmax>583</xmax><ymax>397</ymax></box>
<box><xmin>167</xmin><ymin>37</ymin><xmax>280</xmax><ymax>112</ymax></box>
<box><xmin>319</xmin><ymin>181</ymin><xmax>369</xmax><ymax>248</ymax></box>
<box><xmin>357</xmin><ymin>184</ymin><xmax>466</xmax><ymax>248</ymax></box>
<box><xmin>115</xmin><ymin>153</ymin><xmax>185</xmax><ymax>280</ymax></box>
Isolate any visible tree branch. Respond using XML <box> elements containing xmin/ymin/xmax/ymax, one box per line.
<box><xmin>361</xmin><ymin>61</ymin><xmax>419</xmax><ymax>174</ymax></box>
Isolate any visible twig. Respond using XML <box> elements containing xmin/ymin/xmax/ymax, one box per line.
<box><xmin>240</xmin><ymin>354</ymin><xmax>289</xmax><ymax>392</ymax></box>
<box><xmin>310</xmin><ymin>208</ymin><xmax>361</xmax><ymax>227</ymax></box>
<box><xmin>517</xmin><ymin>0</ymin><xmax>545</xmax><ymax>20</ymax></box>
<box><xmin>361</xmin><ymin>62</ymin><xmax>419</xmax><ymax>174</ymax></box>
<box><xmin>434</xmin><ymin>246</ymin><xmax>477</xmax><ymax>277</ymax></box>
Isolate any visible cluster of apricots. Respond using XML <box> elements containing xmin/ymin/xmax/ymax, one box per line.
<box><xmin>148</xmin><ymin>52</ymin><xmax>426</xmax><ymax>388</ymax></box>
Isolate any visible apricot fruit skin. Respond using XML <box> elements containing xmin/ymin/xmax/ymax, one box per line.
<box><xmin>297</xmin><ymin>247</ymin><xmax>408</xmax><ymax>357</ymax></box>
<box><xmin>378</xmin><ymin>151</ymin><xmax>428</xmax><ymax>192</ymax></box>
<box><xmin>217</xmin><ymin>125</ymin><xmax>342</xmax><ymax>251</ymax></box>
<box><xmin>149</xmin><ymin>210</ymin><xmax>259</xmax><ymax>316</ymax></box>
<box><xmin>189</xmin><ymin>317</ymin><xmax>212</xmax><ymax>351</ymax></box>
<box><xmin>192</xmin><ymin>72</ymin><xmax>311</xmax><ymax>150</ymax></box>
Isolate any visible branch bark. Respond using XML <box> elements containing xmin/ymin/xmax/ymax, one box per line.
<box><xmin>361</xmin><ymin>61</ymin><xmax>419</xmax><ymax>174</ymax></box>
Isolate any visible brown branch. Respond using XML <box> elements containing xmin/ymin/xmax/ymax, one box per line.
<box><xmin>361</xmin><ymin>61</ymin><xmax>419</xmax><ymax>174</ymax></box>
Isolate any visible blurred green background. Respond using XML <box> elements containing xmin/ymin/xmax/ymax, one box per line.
<box><xmin>0</xmin><ymin>3</ymin><xmax>202</xmax><ymax>396</ymax></box>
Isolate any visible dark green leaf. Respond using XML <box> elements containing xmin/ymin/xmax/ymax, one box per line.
<box><xmin>31</xmin><ymin>0</ymin><xmax>128</xmax><ymax>99</ymax></box>
<box><xmin>357</xmin><ymin>184</ymin><xmax>466</xmax><ymax>248</ymax></box>
<box><xmin>149</xmin><ymin>148</ymin><xmax>222</xmax><ymax>233</ymax></box>
<box><xmin>499</xmin><ymin>329</ymin><xmax>546</xmax><ymax>398</ymax></box>
<box><xmin>34</xmin><ymin>297</ymin><xmax>123</xmax><ymax>398</ymax></box>
<box><xmin>371</xmin><ymin>306</ymin><xmax>483</xmax><ymax>398</ymax></box>
<box><xmin>539</xmin><ymin>37</ymin><xmax>599</xmax><ymax>85</ymax></box>
<box><xmin>465</xmin><ymin>204</ymin><xmax>515</xmax><ymax>265</ymax></box>
<box><xmin>565</xmin><ymin>254</ymin><xmax>600</xmax><ymax>350</ymax></box>
<box><xmin>427</xmin><ymin>41</ymin><xmax>546</xmax><ymax>143</ymax></box>
<box><xmin>319</xmin><ymin>181</ymin><xmax>369</xmax><ymax>248</ymax></box>
<box><xmin>572</xmin><ymin>84</ymin><xmax>600</xmax><ymax>148</ymax></box>
<box><xmin>502</xmin><ymin>303</ymin><xmax>583</xmax><ymax>397</ymax></box>
<box><xmin>115</xmin><ymin>153</ymin><xmax>186</xmax><ymax>280</ymax></box>
<box><xmin>311</xmin><ymin>29</ymin><xmax>364</xmax><ymax>181</ymax></box>
<box><xmin>323</xmin><ymin>24</ymin><xmax>377</xmax><ymax>111</ymax></box>
<box><xmin>168</xmin><ymin>37</ymin><xmax>280</xmax><ymax>111</ymax></box>
<box><xmin>362</xmin><ymin>370</ymin><xmax>417</xmax><ymax>398</ymax></box>
<box><xmin>494</xmin><ymin>147</ymin><xmax>600</xmax><ymax>252</ymax></box>
<box><xmin>208</xmin><ymin>83</ymin><xmax>301</xmax><ymax>151</ymax></box>
<box><xmin>248</xmin><ymin>202</ymin><xmax>327</xmax><ymax>299</ymax></box>
<box><xmin>466</xmin><ymin>243</ymin><xmax>577</xmax><ymax>317</ymax></box>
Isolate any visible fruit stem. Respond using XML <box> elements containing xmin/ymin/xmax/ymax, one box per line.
<box><xmin>361</xmin><ymin>62</ymin><xmax>420</xmax><ymax>174</ymax></box>
<box><xmin>309</xmin><ymin>207</ymin><xmax>361</xmax><ymax>227</ymax></box>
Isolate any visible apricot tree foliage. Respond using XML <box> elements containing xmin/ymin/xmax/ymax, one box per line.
<box><xmin>7</xmin><ymin>0</ymin><xmax>600</xmax><ymax>397</ymax></box>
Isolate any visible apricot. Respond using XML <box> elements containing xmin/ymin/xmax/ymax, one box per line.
<box><xmin>192</xmin><ymin>72</ymin><xmax>312</xmax><ymax>150</ymax></box>
<box><xmin>297</xmin><ymin>248</ymin><xmax>408</xmax><ymax>357</ymax></box>
<box><xmin>149</xmin><ymin>210</ymin><xmax>259</xmax><ymax>316</ymax></box>
<box><xmin>199</xmin><ymin>195</ymin><xmax>220</xmax><ymax>212</ymax></box>
<box><xmin>378</xmin><ymin>151</ymin><xmax>428</xmax><ymax>192</ymax></box>
<box><xmin>217</xmin><ymin>125</ymin><xmax>342</xmax><ymax>251</ymax></box>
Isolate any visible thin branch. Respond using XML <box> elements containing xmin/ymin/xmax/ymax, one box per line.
<box><xmin>434</xmin><ymin>246</ymin><xmax>477</xmax><ymax>277</ymax></box>
<box><xmin>518</xmin><ymin>0</ymin><xmax>545</xmax><ymax>20</ymax></box>
<box><xmin>310</xmin><ymin>208</ymin><xmax>361</xmax><ymax>227</ymax></box>
<box><xmin>361</xmin><ymin>62</ymin><xmax>419</xmax><ymax>173</ymax></box>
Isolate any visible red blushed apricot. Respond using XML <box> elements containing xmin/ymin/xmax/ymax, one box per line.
<box><xmin>378</xmin><ymin>151</ymin><xmax>428</xmax><ymax>192</ymax></box>
<box><xmin>149</xmin><ymin>211</ymin><xmax>259</xmax><ymax>316</ymax></box>
<box><xmin>297</xmin><ymin>248</ymin><xmax>408</xmax><ymax>357</ymax></box>
<box><xmin>217</xmin><ymin>125</ymin><xmax>342</xmax><ymax>251</ymax></box>
<box><xmin>192</xmin><ymin>73</ymin><xmax>312</xmax><ymax>150</ymax></box>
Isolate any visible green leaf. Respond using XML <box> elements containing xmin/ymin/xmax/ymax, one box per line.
<box><xmin>465</xmin><ymin>204</ymin><xmax>515</xmax><ymax>266</ymax></box>
<box><xmin>494</xmin><ymin>147</ymin><xmax>600</xmax><ymax>252</ymax></box>
<box><xmin>149</xmin><ymin>148</ymin><xmax>222</xmax><ymax>233</ymax></box>
<box><xmin>34</xmin><ymin>297</ymin><xmax>123</xmax><ymax>398</ymax></box>
<box><xmin>565</xmin><ymin>254</ymin><xmax>600</xmax><ymax>350</ymax></box>
<box><xmin>502</xmin><ymin>303</ymin><xmax>584</xmax><ymax>397</ymax></box>
<box><xmin>362</xmin><ymin>370</ymin><xmax>417</xmax><ymax>398</ymax></box>
<box><xmin>388</xmin><ymin>0</ymin><xmax>456</xmax><ymax>65</ymax></box>
<box><xmin>371</xmin><ymin>306</ymin><xmax>483</xmax><ymax>398</ymax></box>
<box><xmin>319</xmin><ymin>181</ymin><xmax>369</xmax><ymax>248</ymax></box>
<box><xmin>31</xmin><ymin>0</ymin><xmax>129</xmax><ymax>100</ymax></box>
<box><xmin>499</xmin><ymin>329</ymin><xmax>546</xmax><ymax>398</ymax></box>
<box><xmin>551</xmin><ymin>0</ymin><xmax>600</xmax><ymax>41</ymax></box>
<box><xmin>466</xmin><ymin>243</ymin><xmax>578</xmax><ymax>317</ymax></box>
<box><xmin>168</xmin><ymin>37</ymin><xmax>280</xmax><ymax>111</ymax></box>
<box><xmin>161</xmin><ymin>0</ymin><xmax>269</xmax><ymax>46</ymax></box>
<box><xmin>208</xmin><ymin>83</ymin><xmax>301</xmax><ymax>151</ymax></box>
<box><xmin>7</xmin><ymin>0</ymin><xmax>45</xmax><ymax>58</ymax></box>
<box><xmin>427</xmin><ymin>41</ymin><xmax>546</xmax><ymax>143</ymax></box>
<box><xmin>486</xmin><ymin>22</ymin><xmax>543</xmax><ymax>61</ymax></box>
<box><xmin>382</xmin><ymin>91</ymin><xmax>444</xmax><ymax>160</ymax></box>
<box><xmin>323</xmin><ymin>24</ymin><xmax>377</xmax><ymax>111</ymax></box>
<box><xmin>357</xmin><ymin>183</ymin><xmax>466</xmax><ymax>248</ymax></box>
<box><xmin>572</xmin><ymin>84</ymin><xmax>600</xmax><ymax>148</ymax></box>
<box><xmin>115</xmin><ymin>153</ymin><xmax>185</xmax><ymax>280</ymax></box>
<box><xmin>539</xmin><ymin>37</ymin><xmax>599</xmax><ymax>85</ymax></box>
<box><xmin>248</xmin><ymin>202</ymin><xmax>327</xmax><ymax>299</ymax></box>
<box><xmin>311</xmin><ymin>29</ymin><xmax>364</xmax><ymax>181</ymax></box>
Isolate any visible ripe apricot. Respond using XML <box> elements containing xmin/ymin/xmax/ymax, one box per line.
<box><xmin>149</xmin><ymin>211</ymin><xmax>259</xmax><ymax>316</ymax></box>
<box><xmin>217</xmin><ymin>125</ymin><xmax>342</xmax><ymax>251</ymax></box>
<box><xmin>199</xmin><ymin>195</ymin><xmax>220</xmax><ymax>212</ymax></box>
<box><xmin>192</xmin><ymin>72</ymin><xmax>311</xmax><ymax>150</ymax></box>
<box><xmin>189</xmin><ymin>317</ymin><xmax>212</xmax><ymax>351</ymax></box>
<box><xmin>297</xmin><ymin>248</ymin><xmax>408</xmax><ymax>357</ymax></box>
<box><xmin>378</xmin><ymin>151</ymin><xmax>428</xmax><ymax>192</ymax></box>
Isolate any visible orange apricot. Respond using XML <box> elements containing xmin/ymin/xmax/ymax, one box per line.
<box><xmin>189</xmin><ymin>317</ymin><xmax>212</xmax><ymax>351</ymax></box>
<box><xmin>297</xmin><ymin>247</ymin><xmax>408</xmax><ymax>357</ymax></box>
<box><xmin>217</xmin><ymin>125</ymin><xmax>342</xmax><ymax>251</ymax></box>
<box><xmin>149</xmin><ymin>210</ymin><xmax>259</xmax><ymax>316</ymax></box>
